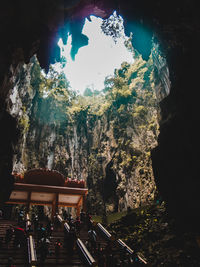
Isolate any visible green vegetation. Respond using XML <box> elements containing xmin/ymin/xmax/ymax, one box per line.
<box><xmin>91</xmin><ymin>215</ymin><xmax>103</xmax><ymax>223</ymax></box>
<box><xmin>107</xmin><ymin>211</ymin><xmax>128</xmax><ymax>224</ymax></box>
<box><xmin>18</xmin><ymin>44</ymin><xmax>160</xmax><ymax>213</ymax></box>
<box><xmin>101</xmin><ymin>11</ymin><xmax>124</xmax><ymax>43</ymax></box>
<box><xmin>92</xmin><ymin>211</ymin><xmax>127</xmax><ymax>224</ymax></box>
<box><xmin>28</xmin><ymin>49</ymin><xmax>159</xmax><ymax>130</ymax></box>
<box><xmin>106</xmin><ymin>202</ymin><xmax>200</xmax><ymax>266</ymax></box>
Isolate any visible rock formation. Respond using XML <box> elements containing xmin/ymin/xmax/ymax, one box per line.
<box><xmin>0</xmin><ymin>0</ymin><xmax>199</xmax><ymax>232</ymax></box>
<box><xmin>7</xmin><ymin>47</ymin><xmax>166</xmax><ymax>215</ymax></box>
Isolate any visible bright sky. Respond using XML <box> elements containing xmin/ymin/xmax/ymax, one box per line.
<box><xmin>55</xmin><ymin>15</ymin><xmax>134</xmax><ymax>95</ymax></box>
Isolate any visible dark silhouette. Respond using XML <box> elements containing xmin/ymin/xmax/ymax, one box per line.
<box><xmin>55</xmin><ymin>238</ymin><xmax>62</xmax><ymax>263</ymax></box>
<box><xmin>6</xmin><ymin>256</ymin><xmax>16</xmax><ymax>267</ymax></box>
<box><xmin>39</xmin><ymin>237</ymin><xmax>49</xmax><ymax>265</ymax></box>
<box><xmin>33</xmin><ymin>214</ymin><xmax>39</xmax><ymax>231</ymax></box>
<box><xmin>37</xmin><ymin>223</ymin><xmax>46</xmax><ymax>241</ymax></box>
<box><xmin>88</xmin><ymin>228</ymin><xmax>97</xmax><ymax>253</ymax></box>
<box><xmin>86</xmin><ymin>212</ymin><xmax>92</xmax><ymax>230</ymax></box>
<box><xmin>46</xmin><ymin>220</ymin><xmax>53</xmax><ymax>236</ymax></box>
<box><xmin>62</xmin><ymin>209</ymin><xmax>68</xmax><ymax>220</ymax></box>
<box><xmin>80</xmin><ymin>209</ymin><xmax>86</xmax><ymax>224</ymax></box>
<box><xmin>13</xmin><ymin>227</ymin><xmax>26</xmax><ymax>248</ymax></box>
<box><xmin>67</xmin><ymin>226</ymin><xmax>76</xmax><ymax>256</ymax></box>
<box><xmin>75</xmin><ymin>216</ymin><xmax>81</xmax><ymax>236</ymax></box>
<box><xmin>5</xmin><ymin>225</ymin><xmax>14</xmax><ymax>247</ymax></box>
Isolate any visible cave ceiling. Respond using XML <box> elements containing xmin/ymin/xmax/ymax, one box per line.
<box><xmin>0</xmin><ymin>0</ymin><xmax>198</xmax><ymax>85</ymax></box>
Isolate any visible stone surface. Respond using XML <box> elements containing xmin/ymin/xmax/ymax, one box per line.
<box><xmin>8</xmin><ymin>57</ymin><xmax>160</xmax><ymax>215</ymax></box>
<box><xmin>0</xmin><ymin>0</ymin><xmax>199</xmax><ymax>233</ymax></box>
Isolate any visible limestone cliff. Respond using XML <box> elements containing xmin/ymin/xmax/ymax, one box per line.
<box><xmin>8</xmin><ymin>45</ymin><xmax>167</xmax><ymax>215</ymax></box>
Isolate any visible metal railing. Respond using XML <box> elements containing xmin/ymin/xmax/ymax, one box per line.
<box><xmin>64</xmin><ymin>221</ymin><xmax>70</xmax><ymax>233</ymax></box>
<box><xmin>76</xmin><ymin>238</ymin><xmax>97</xmax><ymax>266</ymax></box>
<box><xmin>117</xmin><ymin>238</ymin><xmax>134</xmax><ymax>254</ymax></box>
<box><xmin>96</xmin><ymin>222</ymin><xmax>112</xmax><ymax>239</ymax></box>
<box><xmin>57</xmin><ymin>214</ymin><xmax>63</xmax><ymax>223</ymax></box>
<box><xmin>26</xmin><ymin>213</ymin><xmax>31</xmax><ymax>232</ymax></box>
<box><xmin>57</xmin><ymin>214</ymin><xmax>96</xmax><ymax>266</ymax></box>
<box><xmin>96</xmin><ymin>222</ymin><xmax>148</xmax><ymax>265</ymax></box>
<box><xmin>27</xmin><ymin>235</ymin><xmax>37</xmax><ymax>266</ymax></box>
<box><xmin>26</xmin><ymin>213</ymin><xmax>37</xmax><ymax>266</ymax></box>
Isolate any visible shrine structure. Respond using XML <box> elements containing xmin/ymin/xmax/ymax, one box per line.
<box><xmin>6</xmin><ymin>169</ymin><xmax>88</xmax><ymax>218</ymax></box>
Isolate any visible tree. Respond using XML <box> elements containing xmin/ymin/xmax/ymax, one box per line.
<box><xmin>101</xmin><ymin>11</ymin><xmax>124</xmax><ymax>43</ymax></box>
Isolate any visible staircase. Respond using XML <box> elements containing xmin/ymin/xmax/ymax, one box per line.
<box><xmin>35</xmin><ymin>222</ymin><xmax>86</xmax><ymax>267</ymax></box>
<box><xmin>50</xmin><ymin>217</ymin><xmax>147</xmax><ymax>267</ymax></box>
<box><xmin>0</xmin><ymin>215</ymin><xmax>148</xmax><ymax>267</ymax></box>
<box><xmin>0</xmin><ymin>218</ymin><xmax>87</xmax><ymax>267</ymax></box>
<box><xmin>0</xmin><ymin>219</ymin><xmax>28</xmax><ymax>267</ymax></box>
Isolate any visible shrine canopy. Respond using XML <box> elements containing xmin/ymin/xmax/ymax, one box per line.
<box><xmin>24</xmin><ymin>169</ymin><xmax>66</xmax><ymax>186</ymax></box>
<box><xmin>8</xmin><ymin>169</ymin><xmax>88</xmax><ymax>216</ymax></box>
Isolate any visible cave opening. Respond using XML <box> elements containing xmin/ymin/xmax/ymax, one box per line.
<box><xmin>54</xmin><ymin>12</ymin><xmax>135</xmax><ymax>95</ymax></box>
<box><xmin>6</xmin><ymin>10</ymin><xmax>171</xmax><ymax>216</ymax></box>
<box><xmin>0</xmin><ymin>2</ymin><xmax>200</xmax><ymax>265</ymax></box>
<box><xmin>103</xmin><ymin>161</ymin><xmax>118</xmax><ymax>213</ymax></box>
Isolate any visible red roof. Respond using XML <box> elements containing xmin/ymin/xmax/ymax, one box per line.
<box><xmin>23</xmin><ymin>168</ymin><xmax>65</xmax><ymax>186</ymax></box>
<box><xmin>13</xmin><ymin>169</ymin><xmax>86</xmax><ymax>188</ymax></box>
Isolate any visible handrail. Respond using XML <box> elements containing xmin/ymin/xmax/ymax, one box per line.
<box><xmin>96</xmin><ymin>222</ymin><xmax>147</xmax><ymax>265</ymax></box>
<box><xmin>64</xmin><ymin>221</ymin><xmax>70</xmax><ymax>233</ymax></box>
<box><xmin>76</xmin><ymin>238</ymin><xmax>97</xmax><ymax>266</ymax></box>
<box><xmin>26</xmin><ymin>213</ymin><xmax>30</xmax><ymax>221</ymax></box>
<box><xmin>96</xmin><ymin>222</ymin><xmax>112</xmax><ymax>239</ymax></box>
<box><xmin>27</xmin><ymin>235</ymin><xmax>37</xmax><ymax>266</ymax></box>
<box><xmin>26</xmin><ymin>214</ymin><xmax>31</xmax><ymax>233</ymax></box>
<box><xmin>56</xmin><ymin>214</ymin><xmax>96</xmax><ymax>266</ymax></box>
<box><xmin>117</xmin><ymin>239</ymin><xmax>147</xmax><ymax>264</ymax></box>
<box><xmin>57</xmin><ymin>214</ymin><xmax>63</xmax><ymax>223</ymax></box>
<box><xmin>117</xmin><ymin>238</ymin><xmax>134</xmax><ymax>254</ymax></box>
<box><xmin>56</xmin><ymin>213</ymin><xmax>70</xmax><ymax>232</ymax></box>
<box><xmin>137</xmin><ymin>252</ymin><xmax>148</xmax><ymax>265</ymax></box>
<box><xmin>26</xmin><ymin>213</ymin><xmax>37</xmax><ymax>266</ymax></box>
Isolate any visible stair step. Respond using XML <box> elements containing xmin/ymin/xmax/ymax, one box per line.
<box><xmin>0</xmin><ymin>220</ymin><xmax>27</xmax><ymax>267</ymax></box>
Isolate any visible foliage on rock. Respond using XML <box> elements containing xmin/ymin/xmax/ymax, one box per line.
<box><xmin>11</xmin><ymin>46</ymin><xmax>162</xmax><ymax>214</ymax></box>
<box><xmin>107</xmin><ymin>202</ymin><xmax>200</xmax><ymax>266</ymax></box>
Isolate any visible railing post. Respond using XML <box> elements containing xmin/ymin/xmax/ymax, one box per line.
<box><xmin>27</xmin><ymin>235</ymin><xmax>37</xmax><ymax>266</ymax></box>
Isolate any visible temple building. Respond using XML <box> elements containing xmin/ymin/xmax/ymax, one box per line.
<box><xmin>7</xmin><ymin>169</ymin><xmax>88</xmax><ymax>219</ymax></box>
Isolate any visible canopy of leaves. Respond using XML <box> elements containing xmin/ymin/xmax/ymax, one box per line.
<box><xmin>101</xmin><ymin>11</ymin><xmax>124</xmax><ymax>43</ymax></box>
<box><xmin>30</xmin><ymin>49</ymin><xmax>159</xmax><ymax>134</ymax></box>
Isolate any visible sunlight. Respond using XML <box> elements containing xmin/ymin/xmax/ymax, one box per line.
<box><xmin>56</xmin><ymin>14</ymin><xmax>134</xmax><ymax>95</ymax></box>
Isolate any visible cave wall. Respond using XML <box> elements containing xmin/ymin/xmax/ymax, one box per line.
<box><xmin>0</xmin><ymin>0</ymin><xmax>200</xmax><ymax>231</ymax></box>
<box><xmin>8</xmin><ymin>59</ymin><xmax>159</xmax><ymax>214</ymax></box>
